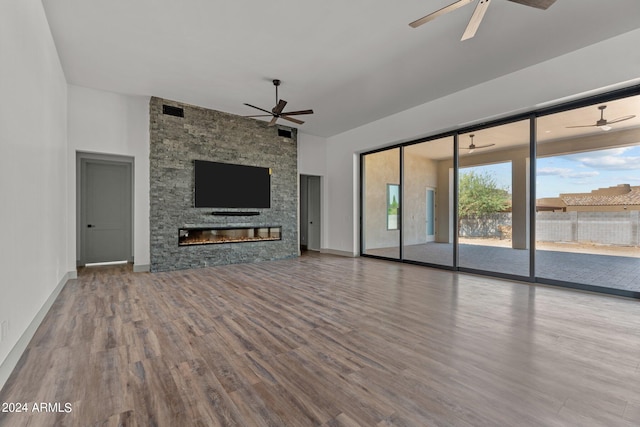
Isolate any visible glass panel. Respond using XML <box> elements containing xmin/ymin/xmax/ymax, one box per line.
<box><xmin>362</xmin><ymin>148</ymin><xmax>401</xmax><ymax>258</ymax></box>
<box><xmin>458</xmin><ymin>120</ymin><xmax>531</xmax><ymax>277</ymax></box>
<box><xmin>536</xmin><ymin>94</ymin><xmax>640</xmax><ymax>293</ymax></box>
<box><xmin>403</xmin><ymin>136</ymin><xmax>454</xmax><ymax>266</ymax></box>
<box><xmin>178</xmin><ymin>227</ymin><xmax>282</xmax><ymax>245</ymax></box>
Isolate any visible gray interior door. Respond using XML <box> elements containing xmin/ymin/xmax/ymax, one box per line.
<box><xmin>81</xmin><ymin>159</ymin><xmax>132</xmax><ymax>264</ymax></box>
<box><xmin>307</xmin><ymin>176</ymin><xmax>321</xmax><ymax>251</ymax></box>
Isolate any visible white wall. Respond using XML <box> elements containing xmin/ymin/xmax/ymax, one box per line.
<box><xmin>298</xmin><ymin>132</ymin><xmax>331</xmax><ymax>252</ymax></box>
<box><xmin>298</xmin><ymin>132</ymin><xmax>327</xmax><ymax>177</ymax></box>
<box><xmin>67</xmin><ymin>85</ymin><xmax>150</xmax><ymax>270</ymax></box>
<box><xmin>0</xmin><ymin>0</ymin><xmax>69</xmax><ymax>386</ymax></box>
<box><xmin>324</xmin><ymin>29</ymin><xmax>640</xmax><ymax>255</ymax></box>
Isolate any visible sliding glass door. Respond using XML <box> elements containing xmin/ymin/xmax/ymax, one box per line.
<box><xmin>536</xmin><ymin>95</ymin><xmax>640</xmax><ymax>294</ymax></box>
<box><xmin>359</xmin><ymin>88</ymin><xmax>640</xmax><ymax>297</ymax></box>
<box><xmin>403</xmin><ymin>137</ymin><xmax>454</xmax><ymax>266</ymax></box>
<box><xmin>458</xmin><ymin>120</ymin><xmax>531</xmax><ymax>277</ymax></box>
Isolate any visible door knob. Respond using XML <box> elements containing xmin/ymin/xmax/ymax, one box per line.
<box><xmin>87</xmin><ymin>224</ymin><xmax>95</xmax><ymax>228</ymax></box>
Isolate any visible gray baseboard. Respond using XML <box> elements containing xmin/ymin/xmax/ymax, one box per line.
<box><xmin>320</xmin><ymin>248</ymin><xmax>358</xmax><ymax>257</ymax></box>
<box><xmin>0</xmin><ymin>271</ymin><xmax>73</xmax><ymax>390</ymax></box>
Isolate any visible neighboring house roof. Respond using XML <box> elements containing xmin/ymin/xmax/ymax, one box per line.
<box><xmin>560</xmin><ymin>184</ymin><xmax>640</xmax><ymax>207</ymax></box>
<box><xmin>537</xmin><ymin>197</ymin><xmax>566</xmax><ymax>210</ymax></box>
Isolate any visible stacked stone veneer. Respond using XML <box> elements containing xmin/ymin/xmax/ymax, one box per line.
<box><xmin>149</xmin><ymin>97</ymin><xmax>298</xmax><ymax>272</ymax></box>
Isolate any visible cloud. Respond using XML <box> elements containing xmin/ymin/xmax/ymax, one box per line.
<box><xmin>567</xmin><ymin>171</ymin><xmax>600</xmax><ymax>179</ymax></box>
<box><xmin>615</xmin><ymin>175</ymin><xmax>640</xmax><ymax>183</ymax></box>
<box><xmin>579</xmin><ymin>155</ymin><xmax>640</xmax><ymax>170</ymax></box>
<box><xmin>537</xmin><ymin>167</ymin><xmax>599</xmax><ymax>179</ymax></box>
<box><xmin>564</xmin><ymin>147</ymin><xmax>640</xmax><ymax>171</ymax></box>
<box><xmin>538</xmin><ymin>167</ymin><xmax>570</xmax><ymax>176</ymax></box>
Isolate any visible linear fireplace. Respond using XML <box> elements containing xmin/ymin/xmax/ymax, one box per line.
<box><xmin>179</xmin><ymin>226</ymin><xmax>282</xmax><ymax>246</ymax></box>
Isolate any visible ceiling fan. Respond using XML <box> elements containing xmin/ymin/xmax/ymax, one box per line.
<box><xmin>566</xmin><ymin>105</ymin><xmax>636</xmax><ymax>132</ymax></box>
<box><xmin>409</xmin><ymin>0</ymin><xmax>556</xmax><ymax>41</ymax></box>
<box><xmin>459</xmin><ymin>134</ymin><xmax>495</xmax><ymax>153</ymax></box>
<box><xmin>244</xmin><ymin>79</ymin><xmax>314</xmax><ymax>127</ymax></box>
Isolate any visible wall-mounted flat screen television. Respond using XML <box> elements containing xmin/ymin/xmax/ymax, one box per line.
<box><xmin>194</xmin><ymin>160</ymin><xmax>271</xmax><ymax>208</ymax></box>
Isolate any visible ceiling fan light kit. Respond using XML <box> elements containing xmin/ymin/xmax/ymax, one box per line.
<box><xmin>410</xmin><ymin>0</ymin><xmax>557</xmax><ymax>41</ymax></box>
<box><xmin>244</xmin><ymin>79</ymin><xmax>314</xmax><ymax>127</ymax></box>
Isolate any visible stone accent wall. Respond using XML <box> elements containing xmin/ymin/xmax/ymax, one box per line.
<box><xmin>149</xmin><ymin>97</ymin><xmax>298</xmax><ymax>272</ymax></box>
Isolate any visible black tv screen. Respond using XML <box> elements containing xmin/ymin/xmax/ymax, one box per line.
<box><xmin>194</xmin><ymin>160</ymin><xmax>271</xmax><ymax>208</ymax></box>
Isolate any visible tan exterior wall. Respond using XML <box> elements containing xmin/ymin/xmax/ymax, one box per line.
<box><xmin>403</xmin><ymin>150</ymin><xmax>438</xmax><ymax>246</ymax></box>
<box><xmin>363</xmin><ymin>149</ymin><xmax>400</xmax><ymax>250</ymax></box>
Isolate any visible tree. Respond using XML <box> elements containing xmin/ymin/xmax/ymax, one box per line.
<box><xmin>388</xmin><ymin>195</ymin><xmax>398</xmax><ymax>215</ymax></box>
<box><xmin>458</xmin><ymin>170</ymin><xmax>510</xmax><ymax>219</ymax></box>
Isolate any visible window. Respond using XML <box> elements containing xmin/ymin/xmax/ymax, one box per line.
<box><xmin>387</xmin><ymin>184</ymin><xmax>399</xmax><ymax>230</ymax></box>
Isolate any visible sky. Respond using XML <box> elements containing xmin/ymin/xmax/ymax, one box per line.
<box><xmin>461</xmin><ymin>145</ymin><xmax>640</xmax><ymax>199</ymax></box>
<box><xmin>538</xmin><ymin>146</ymin><xmax>640</xmax><ymax>198</ymax></box>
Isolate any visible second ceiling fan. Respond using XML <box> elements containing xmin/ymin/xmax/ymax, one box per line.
<box><xmin>410</xmin><ymin>0</ymin><xmax>556</xmax><ymax>41</ymax></box>
<box><xmin>459</xmin><ymin>134</ymin><xmax>495</xmax><ymax>153</ymax></box>
<box><xmin>566</xmin><ymin>105</ymin><xmax>636</xmax><ymax>132</ymax></box>
<box><xmin>244</xmin><ymin>79</ymin><xmax>314</xmax><ymax>127</ymax></box>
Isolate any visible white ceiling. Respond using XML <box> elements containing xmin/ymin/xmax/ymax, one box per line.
<box><xmin>42</xmin><ymin>0</ymin><xmax>640</xmax><ymax>137</ymax></box>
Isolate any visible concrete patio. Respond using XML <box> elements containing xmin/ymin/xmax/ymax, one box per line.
<box><xmin>366</xmin><ymin>242</ymin><xmax>640</xmax><ymax>293</ymax></box>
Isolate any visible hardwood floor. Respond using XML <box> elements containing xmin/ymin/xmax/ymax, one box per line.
<box><xmin>1</xmin><ymin>253</ymin><xmax>639</xmax><ymax>426</ymax></box>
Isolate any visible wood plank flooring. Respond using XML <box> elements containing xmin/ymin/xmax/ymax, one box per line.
<box><xmin>1</xmin><ymin>252</ymin><xmax>639</xmax><ymax>426</ymax></box>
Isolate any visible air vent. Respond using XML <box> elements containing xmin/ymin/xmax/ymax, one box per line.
<box><xmin>162</xmin><ymin>105</ymin><xmax>184</xmax><ymax>118</ymax></box>
<box><xmin>278</xmin><ymin>128</ymin><xmax>292</xmax><ymax>139</ymax></box>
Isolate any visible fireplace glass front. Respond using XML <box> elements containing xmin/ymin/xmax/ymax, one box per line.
<box><xmin>179</xmin><ymin>226</ymin><xmax>281</xmax><ymax>246</ymax></box>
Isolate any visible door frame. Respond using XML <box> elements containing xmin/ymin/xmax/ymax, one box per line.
<box><xmin>299</xmin><ymin>174</ymin><xmax>322</xmax><ymax>252</ymax></box>
<box><xmin>76</xmin><ymin>152</ymin><xmax>134</xmax><ymax>266</ymax></box>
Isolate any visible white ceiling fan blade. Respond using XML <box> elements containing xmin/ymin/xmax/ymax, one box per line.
<box><xmin>409</xmin><ymin>0</ymin><xmax>475</xmax><ymax>28</ymax></box>
<box><xmin>461</xmin><ymin>0</ymin><xmax>491</xmax><ymax>40</ymax></box>
<box><xmin>566</xmin><ymin>124</ymin><xmax>598</xmax><ymax>129</ymax></box>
